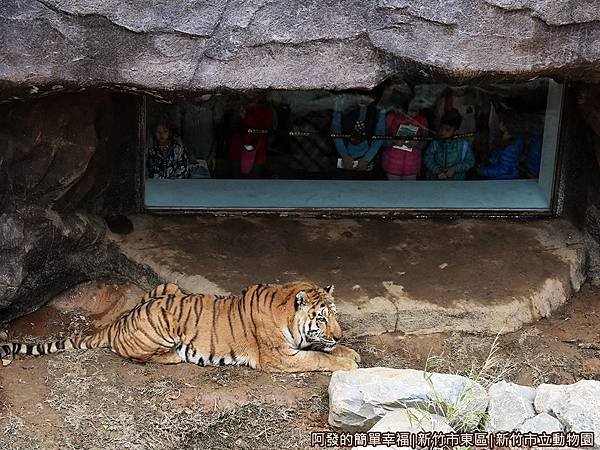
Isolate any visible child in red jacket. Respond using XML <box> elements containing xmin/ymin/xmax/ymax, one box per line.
<box><xmin>227</xmin><ymin>94</ymin><xmax>274</xmax><ymax>177</ymax></box>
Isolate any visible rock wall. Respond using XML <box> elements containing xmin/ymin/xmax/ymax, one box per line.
<box><xmin>1</xmin><ymin>1</ymin><xmax>600</xmax><ymax>92</ymax></box>
<box><xmin>576</xmin><ymin>85</ymin><xmax>600</xmax><ymax>285</ymax></box>
<box><xmin>0</xmin><ymin>206</ymin><xmax>160</xmax><ymax>323</ymax></box>
<box><xmin>0</xmin><ymin>91</ymin><xmax>147</xmax><ymax>322</ymax></box>
<box><xmin>0</xmin><ymin>91</ymin><xmax>140</xmax><ymax>214</ymax></box>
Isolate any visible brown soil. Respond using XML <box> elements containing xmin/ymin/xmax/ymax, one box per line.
<box><xmin>1</xmin><ymin>281</ymin><xmax>599</xmax><ymax>450</ymax></box>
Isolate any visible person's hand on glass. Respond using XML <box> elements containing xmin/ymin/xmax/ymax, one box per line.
<box><xmin>438</xmin><ymin>171</ymin><xmax>448</xmax><ymax>180</ymax></box>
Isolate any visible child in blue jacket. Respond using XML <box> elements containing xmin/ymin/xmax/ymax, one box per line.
<box><xmin>424</xmin><ymin>108</ymin><xmax>475</xmax><ymax>180</ymax></box>
<box><xmin>478</xmin><ymin>121</ymin><xmax>523</xmax><ymax>180</ymax></box>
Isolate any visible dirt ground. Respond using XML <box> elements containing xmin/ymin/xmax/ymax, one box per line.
<box><xmin>1</xmin><ymin>281</ymin><xmax>599</xmax><ymax>450</ymax></box>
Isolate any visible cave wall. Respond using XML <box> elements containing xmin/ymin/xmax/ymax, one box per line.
<box><xmin>0</xmin><ymin>91</ymin><xmax>150</xmax><ymax>323</ymax></box>
<box><xmin>573</xmin><ymin>84</ymin><xmax>600</xmax><ymax>285</ymax></box>
<box><xmin>1</xmin><ymin>0</ymin><xmax>600</xmax><ymax>92</ymax></box>
<box><xmin>0</xmin><ymin>91</ymin><xmax>140</xmax><ymax>214</ymax></box>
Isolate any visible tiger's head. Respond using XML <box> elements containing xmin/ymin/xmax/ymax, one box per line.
<box><xmin>287</xmin><ymin>282</ymin><xmax>342</xmax><ymax>352</ymax></box>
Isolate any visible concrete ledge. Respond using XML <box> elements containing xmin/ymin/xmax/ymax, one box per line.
<box><xmin>110</xmin><ymin>215</ymin><xmax>585</xmax><ymax>336</ymax></box>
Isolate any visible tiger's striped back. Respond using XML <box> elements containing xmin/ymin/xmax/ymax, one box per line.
<box><xmin>1</xmin><ymin>281</ymin><xmax>349</xmax><ymax>373</ymax></box>
<box><xmin>139</xmin><ymin>283</ymin><xmax>183</xmax><ymax>304</ymax></box>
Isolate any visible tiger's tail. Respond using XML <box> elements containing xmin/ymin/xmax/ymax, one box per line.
<box><xmin>0</xmin><ymin>328</ymin><xmax>111</xmax><ymax>366</ymax></box>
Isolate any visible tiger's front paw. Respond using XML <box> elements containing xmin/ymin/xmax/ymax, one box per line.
<box><xmin>1</xmin><ymin>357</ymin><xmax>13</xmax><ymax>367</ymax></box>
<box><xmin>332</xmin><ymin>357</ymin><xmax>358</xmax><ymax>372</ymax></box>
<box><xmin>344</xmin><ymin>348</ymin><xmax>361</xmax><ymax>363</ymax></box>
<box><xmin>331</xmin><ymin>345</ymin><xmax>361</xmax><ymax>363</ymax></box>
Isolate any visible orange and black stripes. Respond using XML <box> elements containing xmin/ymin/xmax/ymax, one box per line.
<box><xmin>1</xmin><ymin>281</ymin><xmax>341</xmax><ymax>372</ymax></box>
<box><xmin>0</xmin><ymin>332</ymin><xmax>107</xmax><ymax>363</ymax></box>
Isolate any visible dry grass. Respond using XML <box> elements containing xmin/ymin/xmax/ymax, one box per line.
<box><xmin>184</xmin><ymin>393</ymin><xmax>328</xmax><ymax>450</ymax></box>
<box><xmin>0</xmin><ymin>415</ymin><xmax>47</xmax><ymax>450</ymax></box>
<box><xmin>420</xmin><ymin>332</ymin><xmax>515</xmax><ymax>433</ymax></box>
<box><xmin>424</xmin><ymin>332</ymin><xmax>516</xmax><ymax>383</ymax></box>
<box><xmin>0</xmin><ymin>348</ymin><xmax>328</xmax><ymax>450</ymax></box>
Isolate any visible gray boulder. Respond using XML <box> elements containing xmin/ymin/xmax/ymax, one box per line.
<box><xmin>0</xmin><ymin>207</ymin><xmax>160</xmax><ymax>323</ymax></box>
<box><xmin>328</xmin><ymin>367</ymin><xmax>487</xmax><ymax>431</ymax></box>
<box><xmin>535</xmin><ymin>380</ymin><xmax>600</xmax><ymax>448</ymax></box>
<box><xmin>355</xmin><ymin>408</ymin><xmax>454</xmax><ymax>450</ymax></box>
<box><xmin>520</xmin><ymin>413</ymin><xmax>563</xmax><ymax>434</ymax></box>
<box><xmin>534</xmin><ymin>383</ymin><xmax>568</xmax><ymax>414</ymax></box>
<box><xmin>2</xmin><ymin>0</ymin><xmax>600</xmax><ymax>93</ymax></box>
<box><xmin>487</xmin><ymin>381</ymin><xmax>536</xmax><ymax>431</ymax></box>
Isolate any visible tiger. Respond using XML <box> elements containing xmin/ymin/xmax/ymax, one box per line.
<box><xmin>0</xmin><ymin>282</ymin><xmax>360</xmax><ymax>373</ymax></box>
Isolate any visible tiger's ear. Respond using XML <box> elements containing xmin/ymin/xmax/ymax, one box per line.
<box><xmin>325</xmin><ymin>285</ymin><xmax>335</xmax><ymax>295</ymax></box>
<box><xmin>295</xmin><ymin>291</ymin><xmax>308</xmax><ymax>309</ymax></box>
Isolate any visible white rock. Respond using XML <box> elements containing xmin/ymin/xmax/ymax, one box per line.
<box><xmin>534</xmin><ymin>383</ymin><xmax>568</xmax><ymax>414</ymax></box>
<box><xmin>520</xmin><ymin>413</ymin><xmax>563</xmax><ymax>433</ymax></box>
<box><xmin>535</xmin><ymin>380</ymin><xmax>600</xmax><ymax>448</ymax></box>
<box><xmin>353</xmin><ymin>408</ymin><xmax>454</xmax><ymax>450</ymax></box>
<box><xmin>370</xmin><ymin>408</ymin><xmax>454</xmax><ymax>434</ymax></box>
<box><xmin>487</xmin><ymin>381</ymin><xmax>536</xmax><ymax>431</ymax></box>
<box><xmin>328</xmin><ymin>367</ymin><xmax>488</xmax><ymax>431</ymax></box>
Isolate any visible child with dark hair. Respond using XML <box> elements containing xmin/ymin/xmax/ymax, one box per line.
<box><xmin>381</xmin><ymin>99</ymin><xmax>429</xmax><ymax>180</ymax></box>
<box><xmin>424</xmin><ymin>108</ymin><xmax>474</xmax><ymax>180</ymax></box>
<box><xmin>147</xmin><ymin>123</ymin><xmax>190</xmax><ymax>179</ymax></box>
<box><xmin>331</xmin><ymin>95</ymin><xmax>385</xmax><ymax>177</ymax></box>
<box><xmin>478</xmin><ymin>118</ymin><xmax>524</xmax><ymax>180</ymax></box>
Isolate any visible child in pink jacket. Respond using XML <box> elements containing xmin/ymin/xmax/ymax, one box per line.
<box><xmin>382</xmin><ymin>101</ymin><xmax>428</xmax><ymax>180</ymax></box>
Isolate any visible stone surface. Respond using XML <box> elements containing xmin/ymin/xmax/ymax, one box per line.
<box><xmin>520</xmin><ymin>413</ymin><xmax>563</xmax><ymax>434</ymax></box>
<box><xmin>487</xmin><ymin>381</ymin><xmax>536</xmax><ymax>431</ymax></box>
<box><xmin>534</xmin><ymin>384</ymin><xmax>568</xmax><ymax>414</ymax></box>
<box><xmin>355</xmin><ymin>408</ymin><xmax>454</xmax><ymax>450</ymax></box>
<box><xmin>535</xmin><ymin>381</ymin><xmax>600</xmax><ymax>448</ymax></box>
<box><xmin>0</xmin><ymin>91</ymin><xmax>139</xmax><ymax>214</ymax></box>
<box><xmin>111</xmin><ymin>215</ymin><xmax>585</xmax><ymax>336</ymax></box>
<box><xmin>0</xmin><ymin>207</ymin><xmax>160</xmax><ymax>323</ymax></box>
<box><xmin>0</xmin><ymin>91</ymin><xmax>146</xmax><ymax>321</ymax></box>
<box><xmin>577</xmin><ymin>84</ymin><xmax>600</xmax><ymax>287</ymax></box>
<box><xmin>2</xmin><ymin>0</ymin><xmax>600</xmax><ymax>93</ymax></box>
<box><xmin>328</xmin><ymin>367</ymin><xmax>487</xmax><ymax>431</ymax></box>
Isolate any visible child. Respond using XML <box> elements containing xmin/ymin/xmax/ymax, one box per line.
<box><xmin>382</xmin><ymin>100</ymin><xmax>428</xmax><ymax>180</ymax></box>
<box><xmin>478</xmin><ymin>119</ymin><xmax>523</xmax><ymax>180</ymax></box>
<box><xmin>227</xmin><ymin>94</ymin><xmax>274</xmax><ymax>178</ymax></box>
<box><xmin>424</xmin><ymin>108</ymin><xmax>474</xmax><ymax>180</ymax></box>
<box><xmin>147</xmin><ymin>123</ymin><xmax>190</xmax><ymax>179</ymax></box>
<box><xmin>331</xmin><ymin>95</ymin><xmax>385</xmax><ymax>177</ymax></box>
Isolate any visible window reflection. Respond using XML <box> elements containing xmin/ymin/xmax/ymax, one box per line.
<box><xmin>145</xmin><ymin>80</ymin><xmax>548</xmax><ymax>182</ymax></box>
